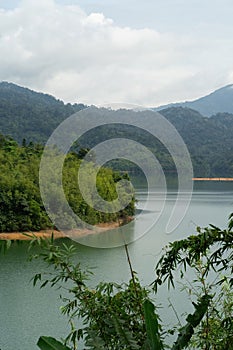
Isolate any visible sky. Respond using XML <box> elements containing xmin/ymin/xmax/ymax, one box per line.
<box><xmin>0</xmin><ymin>0</ymin><xmax>233</xmax><ymax>106</ymax></box>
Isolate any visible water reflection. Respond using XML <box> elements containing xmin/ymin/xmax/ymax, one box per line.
<box><xmin>0</xmin><ymin>181</ymin><xmax>233</xmax><ymax>350</ymax></box>
<box><xmin>78</xmin><ymin>221</ymin><xmax>136</xmax><ymax>248</ymax></box>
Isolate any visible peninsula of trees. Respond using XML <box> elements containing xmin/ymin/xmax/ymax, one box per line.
<box><xmin>0</xmin><ymin>135</ymin><xmax>135</xmax><ymax>233</ymax></box>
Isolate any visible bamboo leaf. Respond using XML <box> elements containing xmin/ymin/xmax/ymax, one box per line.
<box><xmin>112</xmin><ymin>315</ymin><xmax>140</xmax><ymax>349</ymax></box>
<box><xmin>37</xmin><ymin>336</ymin><xmax>72</xmax><ymax>350</ymax></box>
<box><xmin>143</xmin><ymin>299</ymin><xmax>163</xmax><ymax>350</ymax></box>
<box><xmin>172</xmin><ymin>294</ymin><xmax>212</xmax><ymax>350</ymax></box>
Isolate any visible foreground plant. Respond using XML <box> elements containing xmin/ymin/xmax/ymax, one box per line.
<box><xmin>30</xmin><ymin>236</ymin><xmax>161</xmax><ymax>349</ymax></box>
<box><xmin>153</xmin><ymin>213</ymin><xmax>233</xmax><ymax>350</ymax></box>
<box><xmin>153</xmin><ymin>214</ymin><xmax>233</xmax><ymax>292</ymax></box>
<box><xmin>1</xmin><ymin>213</ymin><xmax>232</xmax><ymax>349</ymax></box>
<box><xmin>26</xmin><ymin>233</ymin><xmax>213</xmax><ymax>350</ymax></box>
<box><xmin>190</xmin><ymin>279</ymin><xmax>233</xmax><ymax>350</ymax></box>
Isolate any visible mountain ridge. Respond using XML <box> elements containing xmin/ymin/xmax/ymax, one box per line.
<box><xmin>0</xmin><ymin>81</ymin><xmax>86</xmax><ymax>143</ymax></box>
<box><xmin>0</xmin><ymin>81</ymin><xmax>233</xmax><ymax>177</ymax></box>
<box><xmin>155</xmin><ymin>84</ymin><xmax>233</xmax><ymax>116</ymax></box>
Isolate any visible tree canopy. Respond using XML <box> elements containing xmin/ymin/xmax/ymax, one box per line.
<box><xmin>0</xmin><ymin>135</ymin><xmax>135</xmax><ymax>232</ymax></box>
<box><xmin>0</xmin><ymin>83</ymin><xmax>233</xmax><ymax>177</ymax></box>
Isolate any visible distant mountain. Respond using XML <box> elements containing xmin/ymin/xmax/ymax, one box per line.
<box><xmin>155</xmin><ymin>84</ymin><xmax>233</xmax><ymax>116</ymax></box>
<box><xmin>0</xmin><ymin>81</ymin><xmax>85</xmax><ymax>143</ymax></box>
<box><xmin>159</xmin><ymin>107</ymin><xmax>233</xmax><ymax>176</ymax></box>
<box><xmin>0</xmin><ymin>82</ymin><xmax>233</xmax><ymax>176</ymax></box>
<box><xmin>73</xmin><ymin>106</ymin><xmax>233</xmax><ymax>177</ymax></box>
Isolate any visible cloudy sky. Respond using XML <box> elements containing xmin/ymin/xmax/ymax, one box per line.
<box><xmin>0</xmin><ymin>0</ymin><xmax>233</xmax><ymax>106</ymax></box>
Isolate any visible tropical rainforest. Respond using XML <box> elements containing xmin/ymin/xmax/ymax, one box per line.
<box><xmin>0</xmin><ymin>134</ymin><xmax>135</xmax><ymax>232</ymax></box>
<box><xmin>1</xmin><ymin>82</ymin><xmax>233</xmax><ymax>177</ymax></box>
<box><xmin>0</xmin><ymin>82</ymin><xmax>233</xmax><ymax>349</ymax></box>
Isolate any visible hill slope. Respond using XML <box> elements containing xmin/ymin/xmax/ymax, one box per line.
<box><xmin>0</xmin><ymin>82</ymin><xmax>85</xmax><ymax>143</ymax></box>
<box><xmin>155</xmin><ymin>85</ymin><xmax>233</xmax><ymax>117</ymax></box>
<box><xmin>0</xmin><ymin>82</ymin><xmax>233</xmax><ymax>177</ymax></box>
<box><xmin>75</xmin><ymin>106</ymin><xmax>233</xmax><ymax>177</ymax></box>
<box><xmin>160</xmin><ymin>107</ymin><xmax>233</xmax><ymax>176</ymax></box>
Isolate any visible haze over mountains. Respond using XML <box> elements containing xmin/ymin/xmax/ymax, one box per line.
<box><xmin>0</xmin><ymin>81</ymin><xmax>233</xmax><ymax>177</ymax></box>
<box><xmin>155</xmin><ymin>84</ymin><xmax>233</xmax><ymax>116</ymax></box>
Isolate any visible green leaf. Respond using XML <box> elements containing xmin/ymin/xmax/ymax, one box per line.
<box><xmin>112</xmin><ymin>315</ymin><xmax>140</xmax><ymax>349</ymax></box>
<box><xmin>37</xmin><ymin>336</ymin><xmax>72</xmax><ymax>350</ymax></box>
<box><xmin>228</xmin><ymin>212</ymin><xmax>233</xmax><ymax>230</ymax></box>
<box><xmin>143</xmin><ymin>299</ymin><xmax>163</xmax><ymax>350</ymax></box>
<box><xmin>172</xmin><ymin>294</ymin><xmax>212</xmax><ymax>350</ymax></box>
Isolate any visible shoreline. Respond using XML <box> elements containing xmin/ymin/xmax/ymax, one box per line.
<box><xmin>192</xmin><ymin>177</ymin><xmax>233</xmax><ymax>181</ymax></box>
<box><xmin>0</xmin><ymin>218</ymin><xmax>133</xmax><ymax>241</ymax></box>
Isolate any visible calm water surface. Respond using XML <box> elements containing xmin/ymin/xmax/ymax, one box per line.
<box><xmin>0</xmin><ymin>181</ymin><xmax>233</xmax><ymax>349</ymax></box>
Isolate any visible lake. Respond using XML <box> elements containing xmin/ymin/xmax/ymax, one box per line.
<box><xmin>0</xmin><ymin>181</ymin><xmax>233</xmax><ymax>349</ymax></box>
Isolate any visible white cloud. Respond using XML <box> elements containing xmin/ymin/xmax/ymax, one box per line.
<box><xmin>0</xmin><ymin>0</ymin><xmax>232</xmax><ymax>106</ymax></box>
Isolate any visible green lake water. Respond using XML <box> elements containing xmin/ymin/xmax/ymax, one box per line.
<box><xmin>0</xmin><ymin>181</ymin><xmax>233</xmax><ymax>349</ymax></box>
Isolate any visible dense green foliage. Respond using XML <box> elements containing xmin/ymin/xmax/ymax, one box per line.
<box><xmin>0</xmin><ymin>135</ymin><xmax>135</xmax><ymax>232</ymax></box>
<box><xmin>188</xmin><ymin>273</ymin><xmax>233</xmax><ymax>349</ymax></box>
<box><xmin>153</xmin><ymin>214</ymin><xmax>233</xmax><ymax>349</ymax></box>
<box><xmin>28</xmin><ymin>236</ymin><xmax>211</xmax><ymax>350</ymax></box>
<box><xmin>74</xmin><ymin>121</ymin><xmax>178</xmax><ymax>175</ymax></box>
<box><xmin>0</xmin><ymin>82</ymin><xmax>85</xmax><ymax>143</ymax></box>
<box><xmin>153</xmin><ymin>213</ymin><xmax>233</xmax><ymax>291</ymax></box>
<box><xmin>0</xmin><ymin>136</ymin><xmax>51</xmax><ymax>231</ymax></box>
<box><xmin>1</xmin><ymin>82</ymin><xmax>233</xmax><ymax>177</ymax></box>
<box><xmin>161</xmin><ymin>107</ymin><xmax>233</xmax><ymax>177</ymax></box>
<box><xmin>73</xmin><ymin>107</ymin><xmax>233</xmax><ymax>177</ymax></box>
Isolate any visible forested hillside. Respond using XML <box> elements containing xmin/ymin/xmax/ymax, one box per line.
<box><xmin>1</xmin><ymin>82</ymin><xmax>233</xmax><ymax>177</ymax></box>
<box><xmin>161</xmin><ymin>107</ymin><xmax>233</xmax><ymax>176</ymax></box>
<box><xmin>0</xmin><ymin>82</ymin><xmax>85</xmax><ymax>143</ymax></box>
<box><xmin>0</xmin><ymin>135</ymin><xmax>135</xmax><ymax>232</ymax></box>
<box><xmin>74</xmin><ymin>107</ymin><xmax>233</xmax><ymax>177</ymax></box>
